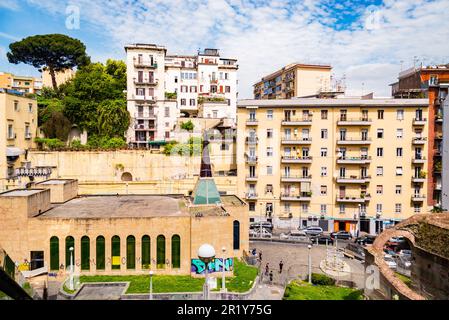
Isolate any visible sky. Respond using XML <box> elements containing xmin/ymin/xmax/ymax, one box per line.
<box><xmin>1</xmin><ymin>0</ymin><xmax>449</xmax><ymax>98</ymax></box>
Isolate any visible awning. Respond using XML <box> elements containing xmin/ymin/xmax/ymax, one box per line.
<box><xmin>148</xmin><ymin>140</ymin><xmax>167</xmax><ymax>145</ymax></box>
<box><xmin>6</xmin><ymin>147</ymin><xmax>24</xmax><ymax>157</ymax></box>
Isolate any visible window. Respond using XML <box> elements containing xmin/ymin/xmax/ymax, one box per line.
<box><xmin>320</xmin><ymin>185</ymin><xmax>327</xmax><ymax>195</ymax></box>
<box><xmin>301</xmin><ymin>203</ymin><xmax>308</xmax><ymax>214</ymax></box>
<box><xmin>321</xmin><ymin>129</ymin><xmax>328</xmax><ymax>139</ymax></box>
<box><xmin>65</xmin><ymin>236</ymin><xmax>75</xmax><ymax>270</ymax></box>
<box><xmin>267</xmin><ymin>166</ymin><xmax>273</xmax><ymax>175</ymax></box>
<box><xmin>321</xmin><ymin>110</ymin><xmax>328</xmax><ymax>120</ymax></box>
<box><xmin>376</xmin><ymin>166</ymin><xmax>383</xmax><ymax>176</ymax></box>
<box><xmin>396</xmin><ymin>167</ymin><xmax>403</xmax><ymax>176</ymax></box>
<box><xmin>266</xmin><ymin>184</ymin><xmax>273</xmax><ymax>194</ymax></box>
<box><xmin>14</xmin><ymin>101</ymin><xmax>19</xmax><ymax>111</ymax></box>
<box><xmin>190</xmin><ymin>99</ymin><xmax>196</xmax><ymax>106</ymax></box>
<box><xmin>378</xmin><ymin>110</ymin><xmax>384</xmax><ymax>119</ymax></box>
<box><xmin>321</xmin><ymin>148</ymin><xmax>327</xmax><ymax>157</ymax></box>
<box><xmin>190</xmin><ymin>86</ymin><xmax>197</xmax><ymax>93</ymax></box>
<box><xmin>376</xmin><ymin>185</ymin><xmax>383</xmax><ymax>194</ymax></box>
<box><xmin>267</xmin><ymin>129</ymin><xmax>273</xmax><ymax>138</ymax></box>
<box><xmin>7</xmin><ymin>124</ymin><xmax>14</xmax><ymax>139</ymax></box>
<box><xmin>377</xmin><ymin>148</ymin><xmax>383</xmax><ymax>157</ymax></box>
<box><xmin>233</xmin><ymin>221</ymin><xmax>240</xmax><ymax>250</ymax></box>
<box><xmin>126</xmin><ymin>236</ymin><xmax>136</xmax><ymax>270</ymax></box>
<box><xmin>156</xmin><ymin>235</ymin><xmax>166</xmax><ymax>269</ymax></box>
<box><xmin>111</xmin><ymin>235</ymin><xmax>121</xmax><ymax>270</ymax></box>
<box><xmin>267</xmin><ymin>147</ymin><xmax>273</xmax><ymax>157</ymax></box>
<box><xmin>339</xmin><ymin>204</ymin><xmax>345</xmax><ymax>214</ymax></box>
<box><xmin>377</xmin><ymin>129</ymin><xmax>384</xmax><ymax>139</ymax></box>
<box><xmin>414</xmin><ymin>205</ymin><xmax>421</xmax><ymax>213</ymax></box>
<box><xmin>50</xmin><ymin>236</ymin><xmax>59</xmax><ymax>271</ymax></box>
<box><xmin>321</xmin><ymin>167</ymin><xmax>327</xmax><ymax>176</ymax></box>
<box><xmin>171</xmin><ymin>235</ymin><xmax>181</xmax><ymax>268</ymax></box>
<box><xmin>165</xmin><ymin>107</ymin><xmax>170</xmax><ymax>117</ymax></box>
<box><xmin>395</xmin><ymin>185</ymin><xmax>402</xmax><ymax>194</ymax></box>
<box><xmin>395</xmin><ymin>204</ymin><xmax>402</xmax><ymax>214</ymax></box>
<box><xmin>28</xmin><ymin>103</ymin><xmax>33</xmax><ymax>113</ymax></box>
<box><xmin>249</xmin><ymin>202</ymin><xmax>256</xmax><ymax>211</ymax></box>
<box><xmin>140</xmin><ymin>236</ymin><xmax>152</xmax><ymax>270</ymax></box>
<box><xmin>81</xmin><ymin>236</ymin><xmax>90</xmax><ymax>271</ymax></box>
<box><xmin>96</xmin><ymin>236</ymin><xmax>105</xmax><ymax>270</ymax></box>
<box><xmin>181</xmin><ymin>99</ymin><xmax>186</xmax><ymax>106</ymax></box>
<box><xmin>376</xmin><ymin>204</ymin><xmax>382</xmax><ymax>214</ymax></box>
<box><xmin>397</xmin><ymin>109</ymin><xmax>404</xmax><ymax>120</ymax></box>
<box><xmin>396</xmin><ymin>148</ymin><xmax>403</xmax><ymax>157</ymax></box>
<box><xmin>396</xmin><ymin>129</ymin><xmax>403</xmax><ymax>139</ymax></box>
<box><xmin>225</xmin><ymin>86</ymin><xmax>231</xmax><ymax>93</ymax></box>
<box><xmin>267</xmin><ymin>110</ymin><xmax>273</xmax><ymax>119</ymax></box>
<box><xmin>320</xmin><ymin>205</ymin><xmax>327</xmax><ymax>215</ymax></box>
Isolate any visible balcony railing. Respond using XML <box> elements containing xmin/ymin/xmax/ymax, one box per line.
<box><xmin>245</xmin><ymin>192</ymin><xmax>258</xmax><ymax>199</ymax></box>
<box><xmin>337</xmin><ymin>156</ymin><xmax>371</xmax><ymax>164</ymax></box>
<box><xmin>246</xmin><ymin>175</ymin><xmax>258</xmax><ymax>181</ymax></box>
<box><xmin>245</xmin><ymin>156</ymin><xmax>258</xmax><ymax>164</ymax></box>
<box><xmin>281</xmin><ymin>137</ymin><xmax>312</xmax><ymax>144</ymax></box>
<box><xmin>281</xmin><ymin>175</ymin><xmax>312</xmax><ymax>182</ymax></box>
<box><xmin>246</xmin><ymin>118</ymin><xmax>258</xmax><ymax>125</ymax></box>
<box><xmin>280</xmin><ymin>192</ymin><xmax>312</xmax><ymax>201</ymax></box>
<box><xmin>245</xmin><ymin>137</ymin><xmax>258</xmax><ymax>144</ymax></box>
<box><xmin>133</xmin><ymin>58</ymin><xmax>158</xmax><ymax>68</ymax></box>
<box><xmin>134</xmin><ymin>124</ymin><xmax>157</xmax><ymax>130</ymax></box>
<box><xmin>336</xmin><ymin>194</ymin><xmax>371</xmax><ymax>203</ymax></box>
<box><xmin>133</xmin><ymin>78</ymin><xmax>158</xmax><ymax>85</ymax></box>
<box><xmin>337</xmin><ymin>117</ymin><xmax>372</xmax><ymax>125</ymax></box>
<box><xmin>282</xmin><ymin>117</ymin><xmax>312</xmax><ymax>125</ymax></box>
<box><xmin>412</xmin><ymin>137</ymin><xmax>427</xmax><ymax>144</ymax></box>
<box><xmin>281</xmin><ymin>156</ymin><xmax>313</xmax><ymax>163</ymax></box>
<box><xmin>411</xmin><ymin>194</ymin><xmax>426</xmax><ymax>201</ymax></box>
<box><xmin>413</xmin><ymin>118</ymin><xmax>427</xmax><ymax>125</ymax></box>
<box><xmin>336</xmin><ymin>175</ymin><xmax>371</xmax><ymax>183</ymax></box>
<box><xmin>337</xmin><ymin>138</ymin><xmax>371</xmax><ymax>144</ymax></box>
<box><xmin>412</xmin><ymin>156</ymin><xmax>426</xmax><ymax>163</ymax></box>
<box><xmin>134</xmin><ymin>112</ymin><xmax>156</xmax><ymax>119</ymax></box>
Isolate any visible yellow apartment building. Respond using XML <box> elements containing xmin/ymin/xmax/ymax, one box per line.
<box><xmin>253</xmin><ymin>63</ymin><xmax>338</xmax><ymax>99</ymax></box>
<box><xmin>237</xmin><ymin>97</ymin><xmax>429</xmax><ymax>235</ymax></box>
<box><xmin>41</xmin><ymin>68</ymin><xmax>74</xmax><ymax>88</ymax></box>
<box><xmin>0</xmin><ymin>89</ymin><xmax>38</xmax><ymax>191</ymax></box>
<box><xmin>0</xmin><ymin>72</ymin><xmax>42</xmax><ymax>94</ymax></box>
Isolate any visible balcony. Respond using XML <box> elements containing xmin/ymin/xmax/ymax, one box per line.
<box><xmin>133</xmin><ymin>58</ymin><xmax>157</xmax><ymax>68</ymax></box>
<box><xmin>134</xmin><ymin>124</ymin><xmax>157</xmax><ymax>131</ymax></box>
<box><xmin>281</xmin><ymin>117</ymin><xmax>312</xmax><ymax>126</ymax></box>
<box><xmin>132</xmin><ymin>94</ymin><xmax>156</xmax><ymax>103</ymax></box>
<box><xmin>280</xmin><ymin>192</ymin><xmax>312</xmax><ymax>201</ymax></box>
<box><xmin>133</xmin><ymin>78</ymin><xmax>158</xmax><ymax>86</ymax></box>
<box><xmin>337</xmin><ymin>138</ymin><xmax>371</xmax><ymax>145</ymax></box>
<box><xmin>246</xmin><ymin>175</ymin><xmax>258</xmax><ymax>182</ymax></box>
<box><xmin>281</xmin><ymin>137</ymin><xmax>312</xmax><ymax>145</ymax></box>
<box><xmin>413</xmin><ymin>118</ymin><xmax>427</xmax><ymax>126</ymax></box>
<box><xmin>435</xmin><ymin>115</ymin><xmax>443</xmax><ymax>123</ymax></box>
<box><xmin>25</xmin><ymin>133</ymin><xmax>32</xmax><ymax>140</ymax></box>
<box><xmin>411</xmin><ymin>194</ymin><xmax>426</xmax><ymax>202</ymax></box>
<box><xmin>281</xmin><ymin>156</ymin><xmax>313</xmax><ymax>164</ymax></box>
<box><xmin>245</xmin><ymin>192</ymin><xmax>258</xmax><ymax>200</ymax></box>
<box><xmin>336</xmin><ymin>176</ymin><xmax>371</xmax><ymax>184</ymax></box>
<box><xmin>412</xmin><ymin>175</ymin><xmax>426</xmax><ymax>183</ymax></box>
<box><xmin>246</xmin><ymin>118</ymin><xmax>258</xmax><ymax>126</ymax></box>
<box><xmin>134</xmin><ymin>112</ymin><xmax>156</xmax><ymax>119</ymax></box>
<box><xmin>412</xmin><ymin>137</ymin><xmax>427</xmax><ymax>145</ymax></box>
<box><xmin>245</xmin><ymin>156</ymin><xmax>258</xmax><ymax>164</ymax></box>
<box><xmin>412</xmin><ymin>157</ymin><xmax>426</xmax><ymax>164</ymax></box>
<box><xmin>281</xmin><ymin>175</ymin><xmax>312</xmax><ymax>182</ymax></box>
<box><xmin>336</xmin><ymin>156</ymin><xmax>371</xmax><ymax>164</ymax></box>
<box><xmin>336</xmin><ymin>194</ymin><xmax>371</xmax><ymax>203</ymax></box>
<box><xmin>337</xmin><ymin>117</ymin><xmax>372</xmax><ymax>126</ymax></box>
<box><xmin>245</xmin><ymin>137</ymin><xmax>258</xmax><ymax>145</ymax></box>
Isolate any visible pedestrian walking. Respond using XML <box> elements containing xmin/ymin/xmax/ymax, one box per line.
<box><xmin>269</xmin><ymin>271</ymin><xmax>273</xmax><ymax>284</ymax></box>
<box><xmin>265</xmin><ymin>263</ymin><xmax>269</xmax><ymax>276</ymax></box>
<box><xmin>279</xmin><ymin>260</ymin><xmax>284</xmax><ymax>274</ymax></box>
<box><xmin>258</xmin><ymin>251</ymin><xmax>262</xmax><ymax>262</ymax></box>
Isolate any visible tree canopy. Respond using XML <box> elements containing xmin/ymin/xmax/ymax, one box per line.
<box><xmin>7</xmin><ymin>34</ymin><xmax>90</xmax><ymax>89</ymax></box>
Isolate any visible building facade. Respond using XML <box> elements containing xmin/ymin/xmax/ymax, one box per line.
<box><xmin>0</xmin><ymin>72</ymin><xmax>42</xmax><ymax>95</ymax></box>
<box><xmin>125</xmin><ymin>44</ymin><xmax>238</xmax><ymax>146</ymax></box>
<box><xmin>0</xmin><ymin>89</ymin><xmax>38</xmax><ymax>191</ymax></box>
<box><xmin>253</xmin><ymin>63</ymin><xmax>344</xmax><ymax>99</ymax></box>
<box><xmin>391</xmin><ymin>65</ymin><xmax>449</xmax><ymax>209</ymax></box>
<box><xmin>237</xmin><ymin>98</ymin><xmax>429</xmax><ymax>234</ymax></box>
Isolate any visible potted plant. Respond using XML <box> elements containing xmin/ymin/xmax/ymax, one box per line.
<box><xmin>419</xmin><ymin>171</ymin><xmax>427</xmax><ymax>179</ymax></box>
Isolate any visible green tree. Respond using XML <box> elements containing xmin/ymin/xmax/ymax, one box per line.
<box><xmin>7</xmin><ymin>34</ymin><xmax>90</xmax><ymax>90</ymax></box>
<box><xmin>181</xmin><ymin>120</ymin><xmax>194</xmax><ymax>132</ymax></box>
<box><xmin>41</xmin><ymin>111</ymin><xmax>72</xmax><ymax>141</ymax></box>
<box><xmin>97</xmin><ymin>99</ymin><xmax>130</xmax><ymax>137</ymax></box>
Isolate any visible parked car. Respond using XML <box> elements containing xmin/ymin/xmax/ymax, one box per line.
<box><xmin>311</xmin><ymin>234</ymin><xmax>334</xmax><ymax>245</ymax></box>
<box><xmin>355</xmin><ymin>235</ymin><xmax>376</xmax><ymax>246</ymax></box>
<box><xmin>384</xmin><ymin>254</ymin><xmax>397</xmax><ymax>270</ymax></box>
<box><xmin>249</xmin><ymin>221</ymin><xmax>273</xmax><ymax>232</ymax></box>
<box><xmin>330</xmin><ymin>231</ymin><xmax>353</xmax><ymax>240</ymax></box>
<box><xmin>299</xmin><ymin>226</ymin><xmax>323</xmax><ymax>236</ymax></box>
<box><xmin>398</xmin><ymin>249</ymin><xmax>412</xmax><ymax>258</ymax></box>
<box><xmin>249</xmin><ymin>228</ymin><xmax>272</xmax><ymax>239</ymax></box>
<box><xmin>388</xmin><ymin>236</ymin><xmax>406</xmax><ymax>245</ymax></box>
<box><xmin>280</xmin><ymin>230</ymin><xmax>307</xmax><ymax>241</ymax></box>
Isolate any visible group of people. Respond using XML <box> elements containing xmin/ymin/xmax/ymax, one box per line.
<box><xmin>251</xmin><ymin>248</ymin><xmax>284</xmax><ymax>285</ymax></box>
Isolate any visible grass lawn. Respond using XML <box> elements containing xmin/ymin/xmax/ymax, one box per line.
<box><xmin>283</xmin><ymin>280</ymin><xmax>363</xmax><ymax>300</ymax></box>
<box><xmin>395</xmin><ymin>272</ymin><xmax>412</xmax><ymax>288</ymax></box>
<box><xmin>78</xmin><ymin>259</ymin><xmax>258</xmax><ymax>294</ymax></box>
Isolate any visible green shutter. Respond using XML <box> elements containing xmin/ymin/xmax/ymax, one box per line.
<box><xmin>111</xmin><ymin>236</ymin><xmax>120</xmax><ymax>270</ymax></box>
<box><xmin>50</xmin><ymin>237</ymin><xmax>59</xmax><ymax>271</ymax></box>
<box><xmin>156</xmin><ymin>235</ymin><xmax>165</xmax><ymax>269</ymax></box>
<box><xmin>96</xmin><ymin>236</ymin><xmax>105</xmax><ymax>270</ymax></box>
<box><xmin>141</xmin><ymin>236</ymin><xmax>151</xmax><ymax>269</ymax></box>
<box><xmin>81</xmin><ymin>236</ymin><xmax>90</xmax><ymax>271</ymax></box>
<box><xmin>171</xmin><ymin>235</ymin><xmax>181</xmax><ymax>268</ymax></box>
<box><xmin>126</xmin><ymin>236</ymin><xmax>135</xmax><ymax>270</ymax></box>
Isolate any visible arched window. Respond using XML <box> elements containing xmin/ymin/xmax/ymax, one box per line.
<box><xmin>233</xmin><ymin>220</ymin><xmax>240</xmax><ymax>250</ymax></box>
<box><xmin>156</xmin><ymin>235</ymin><xmax>165</xmax><ymax>269</ymax></box>
<box><xmin>141</xmin><ymin>235</ymin><xmax>151</xmax><ymax>269</ymax></box>
<box><xmin>121</xmin><ymin>172</ymin><xmax>132</xmax><ymax>181</ymax></box>
<box><xmin>171</xmin><ymin>235</ymin><xmax>181</xmax><ymax>269</ymax></box>
<box><xmin>50</xmin><ymin>236</ymin><xmax>59</xmax><ymax>271</ymax></box>
<box><xmin>126</xmin><ymin>235</ymin><xmax>136</xmax><ymax>270</ymax></box>
<box><xmin>96</xmin><ymin>236</ymin><xmax>105</xmax><ymax>270</ymax></box>
<box><xmin>65</xmin><ymin>236</ymin><xmax>75</xmax><ymax>269</ymax></box>
<box><xmin>111</xmin><ymin>235</ymin><xmax>121</xmax><ymax>270</ymax></box>
<box><xmin>81</xmin><ymin>236</ymin><xmax>90</xmax><ymax>271</ymax></box>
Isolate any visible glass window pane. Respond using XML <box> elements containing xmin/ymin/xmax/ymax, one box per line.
<box><xmin>141</xmin><ymin>236</ymin><xmax>151</xmax><ymax>269</ymax></box>
<box><xmin>157</xmin><ymin>235</ymin><xmax>166</xmax><ymax>269</ymax></box>
<box><xmin>65</xmin><ymin>236</ymin><xmax>74</xmax><ymax>270</ymax></box>
<box><xmin>171</xmin><ymin>235</ymin><xmax>181</xmax><ymax>269</ymax></box>
<box><xmin>50</xmin><ymin>236</ymin><xmax>59</xmax><ymax>271</ymax></box>
<box><xmin>126</xmin><ymin>236</ymin><xmax>136</xmax><ymax>270</ymax></box>
<box><xmin>81</xmin><ymin>236</ymin><xmax>90</xmax><ymax>271</ymax></box>
<box><xmin>96</xmin><ymin>236</ymin><xmax>105</xmax><ymax>270</ymax></box>
<box><xmin>111</xmin><ymin>236</ymin><xmax>121</xmax><ymax>270</ymax></box>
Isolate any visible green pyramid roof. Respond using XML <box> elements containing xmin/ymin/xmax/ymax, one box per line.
<box><xmin>192</xmin><ymin>178</ymin><xmax>221</xmax><ymax>205</ymax></box>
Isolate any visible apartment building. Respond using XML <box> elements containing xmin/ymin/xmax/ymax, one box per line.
<box><xmin>237</xmin><ymin>97</ymin><xmax>429</xmax><ymax>235</ymax></box>
<box><xmin>0</xmin><ymin>89</ymin><xmax>37</xmax><ymax>191</ymax></box>
<box><xmin>253</xmin><ymin>63</ymin><xmax>344</xmax><ymax>100</ymax></box>
<box><xmin>41</xmin><ymin>68</ymin><xmax>75</xmax><ymax>88</ymax></box>
<box><xmin>125</xmin><ymin>44</ymin><xmax>238</xmax><ymax>147</ymax></box>
<box><xmin>391</xmin><ymin>65</ymin><xmax>449</xmax><ymax>210</ymax></box>
<box><xmin>0</xmin><ymin>72</ymin><xmax>42</xmax><ymax>94</ymax></box>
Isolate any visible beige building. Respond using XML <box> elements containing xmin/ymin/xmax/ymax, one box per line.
<box><xmin>253</xmin><ymin>63</ymin><xmax>343</xmax><ymax>99</ymax></box>
<box><xmin>0</xmin><ymin>72</ymin><xmax>42</xmax><ymax>95</ymax></box>
<box><xmin>237</xmin><ymin>97</ymin><xmax>429</xmax><ymax>234</ymax></box>
<box><xmin>0</xmin><ymin>89</ymin><xmax>38</xmax><ymax>191</ymax></box>
<box><xmin>41</xmin><ymin>68</ymin><xmax>75</xmax><ymax>88</ymax></box>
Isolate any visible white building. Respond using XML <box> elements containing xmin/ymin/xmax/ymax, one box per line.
<box><xmin>125</xmin><ymin>44</ymin><xmax>238</xmax><ymax>147</ymax></box>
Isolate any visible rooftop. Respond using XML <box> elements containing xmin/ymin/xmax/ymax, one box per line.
<box><xmin>37</xmin><ymin>179</ymin><xmax>76</xmax><ymax>185</ymax></box>
<box><xmin>0</xmin><ymin>189</ymin><xmax>46</xmax><ymax>197</ymax></box>
<box><xmin>39</xmin><ymin>195</ymin><xmax>188</xmax><ymax>219</ymax></box>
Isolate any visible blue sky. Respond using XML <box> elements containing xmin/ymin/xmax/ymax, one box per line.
<box><xmin>1</xmin><ymin>0</ymin><xmax>449</xmax><ymax>97</ymax></box>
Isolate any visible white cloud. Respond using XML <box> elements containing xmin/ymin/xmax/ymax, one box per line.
<box><xmin>24</xmin><ymin>0</ymin><xmax>449</xmax><ymax>97</ymax></box>
<box><xmin>0</xmin><ymin>0</ymin><xmax>20</xmax><ymax>11</ymax></box>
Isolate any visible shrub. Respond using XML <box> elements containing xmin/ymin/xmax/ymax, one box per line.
<box><xmin>311</xmin><ymin>273</ymin><xmax>336</xmax><ymax>286</ymax></box>
<box><xmin>165</xmin><ymin>92</ymin><xmax>177</xmax><ymax>100</ymax></box>
<box><xmin>180</xmin><ymin>120</ymin><xmax>194</xmax><ymax>132</ymax></box>
<box><xmin>35</xmin><ymin>138</ymin><xmax>66</xmax><ymax>150</ymax></box>
<box><xmin>103</xmin><ymin>137</ymin><xmax>126</xmax><ymax>149</ymax></box>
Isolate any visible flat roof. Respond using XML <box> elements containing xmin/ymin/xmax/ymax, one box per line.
<box><xmin>0</xmin><ymin>189</ymin><xmax>46</xmax><ymax>197</ymax></box>
<box><xmin>37</xmin><ymin>179</ymin><xmax>76</xmax><ymax>185</ymax></box>
<box><xmin>39</xmin><ymin>195</ymin><xmax>188</xmax><ymax>219</ymax></box>
<box><xmin>238</xmin><ymin>98</ymin><xmax>429</xmax><ymax>108</ymax></box>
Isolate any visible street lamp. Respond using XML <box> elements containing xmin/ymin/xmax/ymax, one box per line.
<box><xmin>149</xmin><ymin>270</ymin><xmax>154</xmax><ymax>300</ymax></box>
<box><xmin>307</xmin><ymin>244</ymin><xmax>312</xmax><ymax>284</ymax></box>
<box><xmin>69</xmin><ymin>247</ymin><xmax>74</xmax><ymax>290</ymax></box>
<box><xmin>198</xmin><ymin>244</ymin><xmax>216</xmax><ymax>300</ymax></box>
<box><xmin>221</xmin><ymin>247</ymin><xmax>227</xmax><ymax>293</ymax></box>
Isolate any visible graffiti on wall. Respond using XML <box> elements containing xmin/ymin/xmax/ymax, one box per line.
<box><xmin>190</xmin><ymin>258</ymin><xmax>233</xmax><ymax>274</ymax></box>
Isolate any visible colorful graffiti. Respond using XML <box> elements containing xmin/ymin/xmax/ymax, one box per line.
<box><xmin>191</xmin><ymin>258</ymin><xmax>233</xmax><ymax>274</ymax></box>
